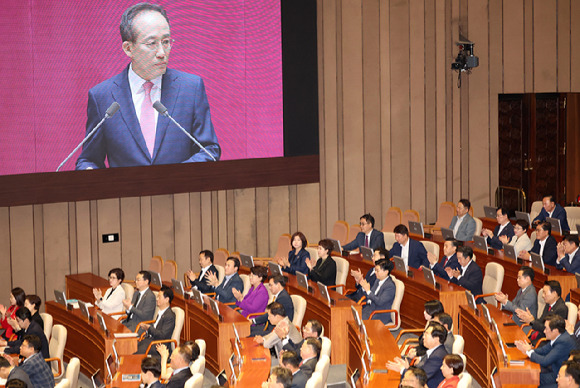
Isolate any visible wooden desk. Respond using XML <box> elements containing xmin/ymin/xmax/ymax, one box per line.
<box><xmin>571</xmin><ymin>288</ymin><xmax>580</xmax><ymax>306</ymax></box>
<box><xmin>109</xmin><ymin>354</ymin><xmax>144</xmax><ymax>388</ymax></box>
<box><xmin>231</xmin><ymin>337</ymin><xmax>271</xmax><ymax>387</ymax></box>
<box><xmin>459</xmin><ymin>305</ymin><xmax>540</xmax><ymax>388</ymax></box>
<box><xmin>480</xmin><ymin>217</ymin><xmax>563</xmax><ymax>243</ymax></box>
<box><xmin>66</xmin><ymin>273</ymin><xmax>109</xmax><ymax>301</ymax></box>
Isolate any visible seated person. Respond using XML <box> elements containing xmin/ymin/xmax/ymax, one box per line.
<box><xmin>516</xmin><ymin>314</ymin><xmax>577</xmax><ymax>387</ymax></box>
<box><xmin>556</xmin><ymin>235</ymin><xmax>580</xmax><ymax>274</ymax></box>
<box><xmin>299</xmin><ymin>338</ymin><xmax>321</xmax><ymax>379</ymax></box>
<box><xmin>136</xmin><ymin>285</ymin><xmax>176</xmax><ymax>356</ymax></box>
<box><xmin>280</xmin><ymin>350</ymin><xmax>308</xmax><ymax>388</ymax></box>
<box><xmin>0</xmin><ymin>287</ymin><xmax>25</xmax><ymax>340</ymax></box>
<box><xmin>250</xmin><ymin>275</ymin><xmax>294</xmax><ymax>336</ymax></box>
<box><xmin>494</xmin><ymin>266</ymin><xmax>537</xmax><ymax>326</ymax></box>
<box><xmin>165</xmin><ymin>344</ymin><xmax>194</xmax><ymax>388</ymax></box>
<box><xmin>206</xmin><ymin>256</ymin><xmax>244</xmax><ymax>304</ymax></box>
<box><xmin>262</xmin><ymin>366</ymin><xmax>293</xmax><ymax>388</ymax></box>
<box><xmin>23</xmin><ymin>295</ymin><xmax>43</xmax><ymax>330</ymax></box>
<box><xmin>343</xmin><ymin>213</ymin><xmax>385</xmax><ymax>251</ymax></box>
<box><xmin>390</xmin><ymin>224</ymin><xmax>429</xmax><ymax>269</ymax></box>
<box><xmin>401</xmin><ymin>366</ymin><xmax>428</xmax><ymax>388</ymax></box>
<box><xmin>500</xmin><ymin>219</ymin><xmax>532</xmax><ymax>257</ymax></box>
<box><xmin>305</xmin><ymin>239</ymin><xmax>337</xmax><ymax>286</ymax></box>
<box><xmin>234</xmin><ymin>266</ymin><xmax>269</xmax><ymax>317</ymax></box>
<box><xmin>426</xmin><ymin>239</ymin><xmax>461</xmax><ymax>281</ymax></box>
<box><xmin>533</xmin><ymin>195</ymin><xmax>570</xmax><ymax>232</ymax></box>
<box><xmin>518</xmin><ymin>221</ymin><xmax>558</xmax><ymax>266</ymax></box>
<box><xmin>361</xmin><ymin>258</ymin><xmax>396</xmax><ymax>325</ymax></box>
<box><xmin>122</xmin><ymin>270</ymin><xmax>156</xmax><ymax>331</ymax></box>
<box><xmin>438</xmin><ymin>354</ymin><xmax>464</xmax><ymax>388</ymax></box>
<box><xmin>283</xmin><ymin>319</ymin><xmax>323</xmax><ymax>356</ymax></box>
<box><xmin>254</xmin><ymin>302</ymin><xmax>302</xmax><ymax>353</ymax></box>
<box><xmin>387</xmin><ymin>322</ymin><xmax>448</xmax><ymax>388</ymax></box>
<box><xmin>277</xmin><ymin>232</ymin><xmax>310</xmax><ymax>275</ymax></box>
<box><xmin>157</xmin><ymin>340</ymin><xmax>200</xmax><ymax>381</ymax></box>
<box><xmin>93</xmin><ymin>268</ymin><xmax>126</xmax><ymax>314</ymax></box>
<box><xmin>0</xmin><ymin>356</ymin><xmax>33</xmax><ymax>387</ymax></box>
<box><xmin>433</xmin><ymin>313</ymin><xmax>454</xmax><ymax>354</ymax></box>
<box><xmin>410</xmin><ymin>301</ymin><xmax>444</xmax><ymax>358</ymax></box>
<box><xmin>448</xmin><ymin>199</ymin><xmax>476</xmax><ymax>242</ymax></box>
<box><xmin>0</xmin><ymin>307</ymin><xmax>49</xmax><ymax>358</ymax></box>
<box><xmin>140</xmin><ymin>357</ymin><xmax>164</xmax><ymax>388</ymax></box>
<box><xmin>186</xmin><ymin>250</ymin><xmax>218</xmax><ymax>293</ymax></box>
<box><xmin>347</xmin><ymin>248</ymin><xmax>389</xmax><ymax>302</ymax></box>
<box><xmin>17</xmin><ymin>334</ymin><xmax>55</xmax><ymax>388</ymax></box>
<box><xmin>558</xmin><ymin>360</ymin><xmax>580</xmax><ymax>388</ymax></box>
<box><xmin>446</xmin><ymin>246</ymin><xmax>483</xmax><ymax>302</ymax></box>
<box><xmin>481</xmin><ymin>207</ymin><xmax>514</xmax><ymax>250</ymax></box>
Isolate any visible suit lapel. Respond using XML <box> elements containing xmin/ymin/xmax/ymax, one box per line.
<box><xmin>153</xmin><ymin>69</ymin><xmax>180</xmax><ymax>162</ymax></box>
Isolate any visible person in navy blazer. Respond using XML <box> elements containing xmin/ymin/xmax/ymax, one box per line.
<box><xmin>556</xmin><ymin>235</ymin><xmax>580</xmax><ymax>274</ymax></box>
<box><xmin>343</xmin><ymin>214</ymin><xmax>386</xmax><ymax>251</ymax></box>
<box><xmin>207</xmin><ymin>257</ymin><xmax>244</xmax><ymax>304</ymax></box>
<box><xmin>515</xmin><ymin>314</ymin><xmax>578</xmax><ymax>387</ymax></box>
<box><xmin>186</xmin><ymin>250</ymin><xmax>218</xmax><ymax>294</ymax></box>
<box><xmin>482</xmin><ymin>207</ymin><xmax>515</xmax><ymax>250</ymax></box>
<box><xmin>519</xmin><ymin>221</ymin><xmax>558</xmax><ymax>267</ymax></box>
<box><xmin>446</xmin><ymin>246</ymin><xmax>484</xmax><ymax>302</ymax></box>
<box><xmin>533</xmin><ymin>195</ymin><xmax>570</xmax><ymax>232</ymax></box>
<box><xmin>389</xmin><ymin>224</ymin><xmax>429</xmax><ymax>269</ymax></box>
<box><xmin>426</xmin><ymin>238</ymin><xmax>461</xmax><ymax>281</ymax></box>
<box><xmin>278</xmin><ymin>232</ymin><xmax>310</xmax><ymax>275</ymax></box>
<box><xmin>75</xmin><ymin>3</ymin><xmax>220</xmax><ymax>170</ymax></box>
<box><xmin>136</xmin><ymin>285</ymin><xmax>176</xmax><ymax>356</ymax></box>
<box><xmin>140</xmin><ymin>357</ymin><xmax>165</xmax><ymax>388</ymax></box>
<box><xmin>361</xmin><ymin>259</ymin><xmax>396</xmax><ymax>325</ymax></box>
<box><xmin>347</xmin><ymin>248</ymin><xmax>389</xmax><ymax>302</ymax></box>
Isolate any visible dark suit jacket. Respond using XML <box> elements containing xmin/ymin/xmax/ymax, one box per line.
<box><xmin>146</xmin><ymin>381</ymin><xmax>165</xmax><ymax>388</ymax></box>
<box><xmin>6</xmin><ymin>320</ymin><xmax>50</xmax><ymax>358</ymax></box>
<box><xmin>431</xmin><ymin>253</ymin><xmax>460</xmax><ymax>281</ymax></box>
<box><xmin>166</xmin><ymin>368</ymin><xmax>193</xmax><ymax>388</ymax></box>
<box><xmin>487</xmin><ymin>222</ymin><xmax>515</xmax><ymax>250</ymax></box>
<box><xmin>76</xmin><ymin>67</ymin><xmax>220</xmax><ymax>170</ymax></box>
<box><xmin>290</xmin><ymin>369</ymin><xmax>309</xmax><ymax>388</ymax></box>
<box><xmin>347</xmin><ymin>267</ymin><xmax>377</xmax><ymax>302</ymax></box>
<box><xmin>530</xmin><ymin>235</ymin><xmax>559</xmax><ymax>267</ymax></box>
<box><xmin>309</xmin><ymin>257</ymin><xmax>337</xmax><ymax>286</ymax></box>
<box><xmin>214</xmin><ymin>272</ymin><xmax>244</xmax><ymax>304</ymax></box>
<box><xmin>283</xmin><ymin>249</ymin><xmax>310</xmax><ymax>275</ymax></box>
<box><xmin>390</xmin><ymin>238</ymin><xmax>429</xmax><ymax>269</ymax></box>
<box><xmin>7</xmin><ymin>367</ymin><xmax>33</xmax><ymax>387</ymax></box>
<box><xmin>343</xmin><ymin>229</ymin><xmax>386</xmax><ymax>251</ymax></box>
<box><xmin>189</xmin><ymin>264</ymin><xmax>217</xmax><ymax>294</ymax></box>
<box><xmin>137</xmin><ymin>307</ymin><xmax>176</xmax><ymax>355</ymax></box>
<box><xmin>413</xmin><ymin>344</ymin><xmax>448</xmax><ymax>388</ymax></box>
<box><xmin>123</xmin><ymin>287</ymin><xmax>156</xmax><ymax>332</ymax></box>
<box><xmin>299</xmin><ymin>357</ymin><xmax>318</xmax><ymax>379</ymax></box>
<box><xmin>253</xmin><ymin>289</ymin><xmax>294</xmax><ymax>325</ymax></box>
<box><xmin>361</xmin><ymin>276</ymin><xmax>396</xmax><ymax>324</ymax></box>
<box><xmin>556</xmin><ymin>249</ymin><xmax>580</xmax><ymax>274</ymax></box>
<box><xmin>503</xmin><ymin>286</ymin><xmax>538</xmax><ymax>325</ymax></box>
<box><xmin>530</xmin><ymin>332</ymin><xmax>577</xmax><ymax>386</ymax></box>
<box><xmin>534</xmin><ymin>204</ymin><xmax>570</xmax><ymax>232</ymax></box>
<box><xmin>531</xmin><ymin>298</ymin><xmax>568</xmax><ymax>335</ymax></box>
<box><xmin>450</xmin><ymin>260</ymin><xmax>483</xmax><ymax>302</ymax></box>
<box><xmin>31</xmin><ymin>311</ymin><xmax>44</xmax><ymax>330</ymax></box>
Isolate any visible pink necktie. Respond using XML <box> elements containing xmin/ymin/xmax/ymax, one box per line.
<box><xmin>365</xmin><ymin>235</ymin><xmax>369</xmax><ymax>248</ymax></box>
<box><xmin>140</xmin><ymin>82</ymin><xmax>155</xmax><ymax>157</ymax></box>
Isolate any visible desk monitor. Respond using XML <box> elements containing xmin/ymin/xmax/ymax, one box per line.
<box><xmin>171</xmin><ymin>278</ymin><xmax>184</xmax><ymax>296</ymax></box>
<box><xmin>530</xmin><ymin>252</ymin><xmax>545</xmax><ymax>272</ymax></box>
<box><xmin>408</xmin><ymin>221</ymin><xmax>424</xmax><ymax>237</ymax></box>
<box><xmin>111</xmin><ymin>339</ymin><xmax>119</xmax><ymax>368</ymax></box>
<box><xmin>483</xmin><ymin>205</ymin><xmax>497</xmax><ymax>219</ymax></box>
<box><xmin>96</xmin><ymin>312</ymin><xmax>108</xmax><ymax>335</ymax></box>
<box><xmin>351</xmin><ymin>305</ymin><xmax>362</xmax><ymax>329</ymax></box>
<box><xmin>546</xmin><ymin>217</ymin><xmax>562</xmax><ymax>234</ymax></box>
<box><xmin>515</xmin><ymin>211</ymin><xmax>531</xmax><ymax>224</ymax></box>
<box><xmin>105</xmin><ymin>353</ymin><xmax>117</xmax><ymax>383</ymax></box>
<box><xmin>216</xmin><ymin>370</ymin><xmax>228</xmax><ymax>386</ymax></box>
<box><xmin>350</xmin><ymin>368</ymin><xmax>361</xmax><ymax>388</ymax></box>
<box><xmin>481</xmin><ymin>304</ymin><xmax>492</xmax><ymax>324</ymax></box>
<box><xmin>191</xmin><ymin>288</ymin><xmax>204</xmax><ymax>307</ymax></box>
<box><xmin>295</xmin><ymin>271</ymin><xmax>310</xmax><ymax>291</ymax></box>
<box><xmin>91</xmin><ymin>369</ymin><xmax>106</xmax><ymax>388</ymax></box>
<box><xmin>360</xmin><ymin>246</ymin><xmax>374</xmax><ymax>262</ymax></box>
<box><xmin>54</xmin><ymin>289</ymin><xmax>67</xmax><ymax>307</ymax></box>
<box><xmin>317</xmin><ymin>281</ymin><xmax>332</xmax><ymax>305</ymax></box>
<box><xmin>392</xmin><ymin>256</ymin><xmax>407</xmax><ymax>275</ymax></box>
<box><xmin>232</xmin><ymin>323</ymin><xmax>241</xmax><ymax>345</ymax></box>
<box><xmin>268</xmin><ymin>262</ymin><xmax>283</xmax><ymax>277</ymax></box>
<box><xmin>228</xmin><ymin>352</ymin><xmax>238</xmax><ymax>384</ymax></box>
<box><xmin>78</xmin><ymin>300</ymin><xmax>91</xmax><ymax>320</ymax></box>
<box><xmin>491</xmin><ymin>319</ymin><xmax>501</xmax><ymax>339</ymax></box>
<box><xmin>240</xmin><ymin>253</ymin><xmax>254</xmax><ymax>268</ymax></box>
<box><xmin>465</xmin><ymin>290</ymin><xmax>477</xmax><ymax>312</ymax></box>
<box><xmin>576</xmin><ymin>273</ymin><xmax>580</xmax><ymax>289</ymax></box>
<box><xmin>329</xmin><ymin>238</ymin><xmax>342</xmax><ymax>255</ymax></box>
<box><xmin>441</xmin><ymin>227</ymin><xmax>455</xmax><ymax>240</ymax></box>
<box><xmin>503</xmin><ymin>244</ymin><xmax>517</xmax><ymax>261</ymax></box>
<box><xmin>472</xmin><ymin>235</ymin><xmax>489</xmax><ymax>253</ymax></box>
<box><xmin>360</xmin><ymin>350</ymin><xmax>369</xmax><ymax>379</ymax></box>
<box><xmin>149</xmin><ymin>271</ymin><xmax>162</xmax><ymax>287</ymax></box>
<box><xmin>209</xmin><ymin>298</ymin><xmax>221</xmax><ymax>319</ymax></box>
<box><xmin>422</xmin><ymin>267</ymin><xmax>437</xmax><ymax>288</ymax></box>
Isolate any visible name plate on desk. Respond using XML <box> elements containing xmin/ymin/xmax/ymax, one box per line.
<box><xmin>113</xmin><ymin>332</ymin><xmax>138</xmax><ymax>338</ymax></box>
<box><xmin>121</xmin><ymin>374</ymin><xmax>141</xmax><ymax>382</ymax></box>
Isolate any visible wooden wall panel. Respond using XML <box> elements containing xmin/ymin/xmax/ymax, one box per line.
<box><xmin>489</xmin><ymin>0</ymin><xmax>502</xmax><ymax>200</ymax></box>
<box><xmin>379</xmin><ymin>0</ymin><xmax>392</xmax><ymax>227</ymax></box>
<box><xmin>297</xmin><ymin>183</ymin><xmax>321</xmax><ymax>244</ymax></box>
<box><xmin>533</xmin><ymin>0</ymin><xmax>558</xmax><ymax>92</ymax></box>
<box><xmin>173</xmin><ymin>193</ymin><xmax>191</xmax><ymax>277</ymax></box>
<box><xmin>524</xmin><ymin>0</ymin><xmax>534</xmax><ymax>92</ymax></box>
<box><xmin>10</xmin><ymin>206</ymin><xmax>35</xmax><ymax>294</ymax></box>
<box><xmin>139</xmin><ymin>196</ymin><xmax>152</xmax><ymax>267</ymax></box>
<box><xmin>424</xmin><ymin>0</ymin><xmax>437</xmax><ymax>223</ymax></box>
<box><xmin>96</xmin><ymin>198</ymin><xmax>121</xmax><ymax>278</ymax></box>
<box><xmin>75</xmin><ymin>201</ymin><xmax>92</xmax><ymax>274</ymax></box>
<box><xmin>255</xmin><ymin>187</ymin><xmax>270</xmax><ymax>257</ymax></box>
<box><xmin>435</xmin><ymin>0</ymin><xmax>448</xmax><ymax>208</ymax></box>
<box><xmin>571</xmin><ymin>1</ymin><xmax>580</xmax><ymax>91</ymax></box>
<box><xmin>268</xmin><ymin>186</ymin><xmax>291</xmax><ymax>257</ymax></box>
<box><xmin>0</xmin><ymin>208</ymin><xmax>10</xmax><ymax>299</ymax></box>
<box><xmin>33</xmin><ymin>205</ymin><xmax>45</xmax><ymax>298</ymax></box>
<box><xmin>189</xmin><ymin>192</ymin><xmax>202</xmax><ymax>272</ymax></box>
<box><xmin>503</xmin><ymin>0</ymin><xmax>524</xmax><ymax>93</ymax></box>
<box><xmin>120</xmin><ymin>197</ymin><xmax>142</xmax><ymax>278</ymax></box>
<box><xmin>200</xmin><ymin>192</ymin><xmax>213</xmax><ymax>253</ymax></box>
<box><xmin>151</xmin><ymin>195</ymin><xmax>175</xmax><ymax>262</ymax></box>
<box><xmin>233</xmin><ymin>188</ymin><xmax>257</xmax><ymax>255</ymax></box>
<box><xmin>557</xmin><ymin>0</ymin><xmax>571</xmax><ymax>92</ymax></box>
<box><xmin>42</xmin><ymin>203</ymin><xmax>70</xmax><ymax>299</ymax></box>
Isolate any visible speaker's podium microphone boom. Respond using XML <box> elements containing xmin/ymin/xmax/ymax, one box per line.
<box><xmin>56</xmin><ymin>102</ymin><xmax>121</xmax><ymax>172</ymax></box>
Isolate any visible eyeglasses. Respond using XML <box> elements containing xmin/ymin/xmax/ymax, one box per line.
<box><xmin>141</xmin><ymin>38</ymin><xmax>175</xmax><ymax>51</ymax></box>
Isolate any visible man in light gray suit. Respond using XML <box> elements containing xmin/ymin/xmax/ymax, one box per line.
<box><xmin>449</xmin><ymin>199</ymin><xmax>477</xmax><ymax>242</ymax></box>
<box><xmin>122</xmin><ymin>270</ymin><xmax>157</xmax><ymax>331</ymax></box>
<box><xmin>495</xmin><ymin>266</ymin><xmax>538</xmax><ymax>326</ymax></box>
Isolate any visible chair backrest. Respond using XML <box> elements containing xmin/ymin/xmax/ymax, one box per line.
<box><xmin>332</xmin><ymin>256</ymin><xmax>349</xmax><ymax>294</ymax></box>
<box><xmin>120</xmin><ymin>283</ymin><xmax>135</xmax><ymax>303</ymax></box>
<box><xmin>348</xmin><ymin>224</ymin><xmax>362</xmax><ymax>244</ymax></box>
<box><xmin>530</xmin><ymin>201</ymin><xmax>543</xmax><ymax>223</ymax></box>
<box><xmin>389</xmin><ymin>276</ymin><xmax>405</xmax><ymax>331</ymax></box>
<box><xmin>162</xmin><ymin>260</ymin><xmax>178</xmax><ymax>283</ymax></box>
<box><xmin>473</xmin><ymin>217</ymin><xmax>483</xmax><ymax>237</ymax></box>
<box><xmin>274</xmin><ymin>233</ymin><xmax>292</xmax><ymax>259</ymax></box>
<box><xmin>402</xmin><ymin>209</ymin><xmax>420</xmax><ymax>227</ymax></box>
<box><xmin>383</xmin><ymin>207</ymin><xmax>402</xmax><ymax>232</ymax></box>
<box><xmin>55</xmin><ymin>379</ymin><xmax>70</xmax><ymax>388</ymax></box>
<box><xmin>420</xmin><ymin>241</ymin><xmax>440</xmax><ymax>258</ymax></box>
<box><xmin>49</xmin><ymin>324</ymin><xmax>67</xmax><ymax>378</ymax></box>
<box><xmin>215</xmin><ymin>265</ymin><xmax>225</xmax><ymax>284</ymax></box>
<box><xmin>305</xmin><ymin>372</ymin><xmax>323</xmax><ymax>388</ymax></box>
<box><xmin>383</xmin><ymin>232</ymin><xmax>396</xmax><ymax>250</ymax></box>
<box><xmin>457</xmin><ymin>372</ymin><xmax>473</xmax><ymax>388</ymax></box>
<box><xmin>306</xmin><ymin>246</ymin><xmax>319</xmax><ymax>262</ymax></box>
<box><xmin>565</xmin><ymin>206</ymin><xmax>580</xmax><ymax>232</ymax></box>
<box><xmin>538</xmin><ymin>288</ymin><xmax>546</xmax><ymax>319</ymax></box>
<box><xmin>314</xmin><ymin>355</ymin><xmax>330</xmax><ymax>386</ymax></box>
<box><xmin>459</xmin><ymin>353</ymin><xmax>467</xmax><ymax>373</ymax></box>
<box><xmin>195</xmin><ymin>339</ymin><xmax>206</xmax><ymax>357</ymax></box>
<box><xmin>214</xmin><ymin>248</ymin><xmax>230</xmax><ymax>267</ymax></box>
<box><xmin>184</xmin><ymin>373</ymin><xmax>204</xmax><ymax>388</ymax></box>
<box><xmin>291</xmin><ymin>294</ymin><xmax>307</xmax><ymax>329</ymax></box>
<box><xmin>190</xmin><ymin>355</ymin><xmax>206</xmax><ymax>375</ymax></box>
<box><xmin>65</xmin><ymin>357</ymin><xmax>80</xmax><ymax>388</ymax></box>
<box><xmin>567</xmin><ymin>302</ymin><xmax>579</xmax><ymax>327</ymax></box>
<box><xmin>452</xmin><ymin>334</ymin><xmax>465</xmax><ymax>354</ymax></box>
<box><xmin>482</xmin><ymin>263</ymin><xmax>504</xmax><ymax>306</ymax></box>
<box><xmin>320</xmin><ymin>336</ymin><xmax>331</xmax><ymax>359</ymax></box>
<box><xmin>530</xmin><ymin>230</ymin><xmax>537</xmax><ymax>246</ymax></box>
<box><xmin>331</xmin><ymin>221</ymin><xmax>350</xmax><ymax>246</ymax></box>
<box><xmin>239</xmin><ymin>274</ymin><xmax>251</xmax><ymax>296</ymax></box>
<box><xmin>40</xmin><ymin>312</ymin><xmax>53</xmax><ymax>343</ymax></box>
<box><xmin>148</xmin><ymin>256</ymin><xmax>164</xmax><ymax>274</ymax></box>
<box><xmin>435</xmin><ymin>202</ymin><xmax>456</xmax><ymax>228</ymax></box>
<box><xmin>171</xmin><ymin>307</ymin><xmax>185</xmax><ymax>347</ymax></box>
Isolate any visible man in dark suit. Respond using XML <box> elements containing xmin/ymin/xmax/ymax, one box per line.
<box><xmin>299</xmin><ymin>338</ymin><xmax>321</xmax><ymax>379</ymax></box>
<box><xmin>446</xmin><ymin>246</ymin><xmax>484</xmax><ymax>302</ymax></box>
<box><xmin>140</xmin><ymin>356</ymin><xmax>164</xmax><ymax>388</ymax></box>
<box><xmin>495</xmin><ymin>266</ymin><xmax>538</xmax><ymax>326</ymax></box>
<box><xmin>17</xmin><ymin>335</ymin><xmax>55</xmax><ymax>388</ymax></box>
<box><xmin>426</xmin><ymin>238</ymin><xmax>461</xmax><ymax>281</ymax></box>
<box><xmin>0</xmin><ymin>357</ymin><xmax>33</xmax><ymax>388</ymax></box>
<box><xmin>250</xmin><ymin>275</ymin><xmax>294</xmax><ymax>336</ymax></box>
<box><xmin>556</xmin><ymin>235</ymin><xmax>580</xmax><ymax>274</ymax></box>
<box><xmin>557</xmin><ymin>361</ymin><xmax>580</xmax><ymax>388</ymax></box>
<box><xmin>361</xmin><ymin>259</ymin><xmax>396</xmax><ymax>325</ymax></box>
<box><xmin>186</xmin><ymin>250</ymin><xmax>218</xmax><ymax>294</ymax></box>
<box><xmin>281</xmin><ymin>351</ymin><xmax>308</xmax><ymax>388</ymax></box>
<box><xmin>482</xmin><ymin>207</ymin><xmax>515</xmax><ymax>250</ymax></box>
<box><xmin>122</xmin><ymin>270</ymin><xmax>156</xmax><ymax>331</ymax></box>
<box><xmin>347</xmin><ymin>248</ymin><xmax>389</xmax><ymax>302</ymax></box>
<box><xmin>449</xmin><ymin>199</ymin><xmax>477</xmax><ymax>242</ymax></box>
<box><xmin>207</xmin><ymin>257</ymin><xmax>244</xmax><ymax>304</ymax></box>
<box><xmin>1</xmin><ymin>307</ymin><xmax>49</xmax><ymax>358</ymax></box>
<box><xmin>166</xmin><ymin>344</ymin><xmax>194</xmax><ymax>388</ymax></box>
<box><xmin>516</xmin><ymin>314</ymin><xmax>577</xmax><ymax>387</ymax></box>
<box><xmin>75</xmin><ymin>3</ymin><xmax>220</xmax><ymax>170</ymax></box>
<box><xmin>390</xmin><ymin>224</ymin><xmax>429</xmax><ymax>269</ymax></box>
<box><xmin>136</xmin><ymin>285</ymin><xmax>176</xmax><ymax>356</ymax></box>
<box><xmin>519</xmin><ymin>222</ymin><xmax>558</xmax><ymax>267</ymax></box>
<box><xmin>343</xmin><ymin>213</ymin><xmax>386</xmax><ymax>251</ymax></box>
<box><xmin>264</xmin><ymin>367</ymin><xmax>293</xmax><ymax>388</ymax></box>
<box><xmin>533</xmin><ymin>195</ymin><xmax>570</xmax><ymax>232</ymax></box>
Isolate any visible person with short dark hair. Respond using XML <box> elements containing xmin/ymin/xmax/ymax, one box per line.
<box><xmin>282</xmin><ymin>319</ymin><xmax>323</xmax><ymax>356</ymax></box>
<box><xmin>250</xmin><ymin>275</ymin><xmax>294</xmax><ymax>336</ymax></box>
<box><xmin>556</xmin><ymin>235</ymin><xmax>580</xmax><ymax>274</ymax></box>
<box><xmin>495</xmin><ymin>267</ymin><xmax>537</xmax><ymax>326</ymax></box>
<box><xmin>390</xmin><ymin>224</ymin><xmax>429</xmax><ymax>269</ymax></box>
<box><xmin>482</xmin><ymin>207</ymin><xmax>515</xmax><ymax>250</ymax></box>
<box><xmin>449</xmin><ymin>199</ymin><xmax>476</xmax><ymax>242</ymax></box>
<box><xmin>278</xmin><ymin>232</ymin><xmax>311</xmax><ymax>275</ymax></box>
<box><xmin>299</xmin><ymin>338</ymin><xmax>321</xmax><ymax>379</ymax></box>
<box><xmin>187</xmin><ymin>250</ymin><xmax>218</xmax><ymax>294</ymax></box>
<box><xmin>427</xmin><ymin>239</ymin><xmax>461</xmax><ymax>281</ymax></box>
<box><xmin>264</xmin><ymin>366</ymin><xmax>293</xmax><ymax>388</ymax></box>
<box><xmin>305</xmin><ymin>240</ymin><xmax>337</xmax><ymax>286</ymax></box>
<box><xmin>0</xmin><ymin>356</ymin><xmax>33</xmax><ymax>388</ymax></box>
<box><xmin>165</xmin><ymin>344</ymin><xmax>193</xmax><ymax>388</ymax></box>
<box><xmin>343</xmin><ymin>213</ymin><xmax>386</xmax><ymax>251</ymax></box>
<box><xmin>140</xmin><ymin>356</ymin><xmax>163</xmax><ymax>387</ymax></box>
<box><xmin>207</xmin><ymin>257</ymin><xmax>244</xmax><ymax>304</ymax></box>
<box><xmin>157</xmin><ymin>340</ymin><xmax>200</xmax><ymax>380</ymax></box>
<box><xmin>533</xmin><ymin>195</ymin><xmax>570</xmax><ymax>232</ymax></box>
<box><xmin>500</xmin><ymin>219</ymin><xmax>532</xmax><ymax>257</ymax></box>
<box><xmin>280</xmin><ymin>351</ymin><xmax>308</xmax><ymax>388</ymax></box>
<box><xmin>1</xmin><ymin>307</ymin><xmax>49</xmax><ymax>358</ymax></box>
<box><xmin>519</xmin><ymin>221</ymin><xmax>558</xmax><ymax>266</ymax></box>
<box><xmin>516</xmin><ymin>314</ymin><xmax>577</xmax><ymax>387</ymax></box>
<box><xmin>347</xmin><ymin>248</ymin><xmax>389</xmax><ymax>302</ymax></box>
<box><xmin>1</xmin><ymin>287</ymin><xmax>26</xmax><ymax>340</ymax></box>
<box><xmin>136</xmin><ymin>285</ymin><xmax>176</xmax><ymax>356</ymax></box>
<box><xmin>437</xmin><ymin>354</ymin><xmax>464</xmax><ymax>388</ymax></box>
<box><xmin>558</xmin><ymin>360</ymin><xmax>580</xmax><ymax>388</ymax></box>
<box><xmin>254</xmin><ymin>302</ymin><xmax>301</xmax><ymax>352</ymax></box>
<box><xmin>23</xmin><ymin>295</ymin><xmax>43</xmax><ymax>330</ymax></box>
<box><xmin>569</xmin><ymin>350</ymin><xmax>580</xmax><ymax>362</ymax></box>
<box><xmin>94</xmin><ymin>267</ymin><xmax>126</xmax><ymax>314</ymax></box>
<box><xmin>433</xmin><ymin>313</ymin><xmax>454</xmax><ymax>354</ymax></box>
<box><xmin>446</xmin><ymin>246</ymin><xmax>483</xmax><ymax>302</ymax></box>
<box><xmin>361</xmin><ymin>259</ymin><xmax>396</xmax><ymax>325</ymax></box>
<box><xmin>122</xmin><ymin>270</ymin><xmax>156</xmax><ymax>331</ymax></box>
<box><xmin>234</xmin><ymin>265</ymin><xmax>269</xmax><ymax>317</ymax></box>
<box><xmin>402</xmin><ymin>366</ymin><xmax>428</xmax><ymax>388</ymax></box>
<box><xmin>18</xmin><ymin>335</ymin><xmax>55</xmax><ymax>388</ymax></box>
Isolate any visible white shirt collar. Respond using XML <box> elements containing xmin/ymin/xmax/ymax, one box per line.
<box><xmin>128</xmin><ymin>64</ymin><xmax>163</xmax><ymax>94</ymax></box>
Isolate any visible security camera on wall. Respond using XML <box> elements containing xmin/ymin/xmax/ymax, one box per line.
<box><xmin>451</xmin><ymin>40</ymin><xmax>479</xmax><ymax>87</ymax></box>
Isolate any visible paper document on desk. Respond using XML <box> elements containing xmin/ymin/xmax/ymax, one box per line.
<box><xmin>113</xmin><ymin>332</ymin><xmax>139</xmax><ymax>338</ymax></box>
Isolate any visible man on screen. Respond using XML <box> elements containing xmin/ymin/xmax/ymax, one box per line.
<box><xmin>76</xmin><ymin>2</ymin><xmax>220</xmax><ymax>170</ymax></box>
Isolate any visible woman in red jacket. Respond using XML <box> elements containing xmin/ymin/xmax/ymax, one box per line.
<box><xmin>437</xmin><ymin>354</ymin><xmax>464</xmax><ymax>388</ymax></box>
<box><xmin>0</xmin><ymin>287</ymin><xmax>25</xmax><ymax>340</ymax></box>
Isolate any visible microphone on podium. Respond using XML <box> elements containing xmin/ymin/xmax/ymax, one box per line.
<box><xmin>152</xmin><ymin>101</ymin><xmax>217</xmax><ymax>162</ymax></box>
<box><xmin>56</xmin><ymin>102</ymin><xmax>120</xmax><ymax>171</ymax></box>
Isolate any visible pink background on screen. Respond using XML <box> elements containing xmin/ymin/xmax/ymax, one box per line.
<box><xmin>0</xmin><ymin>0</ymin><xmax>283</xmax><ymax>175</ymax></box>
